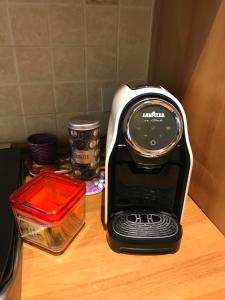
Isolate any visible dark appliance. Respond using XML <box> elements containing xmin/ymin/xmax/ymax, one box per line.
<box><xmin>0</xmin><ymin>148</ymin><xmax>23</xmax><ymax>300</ymax></box>
<box><xmin>105</xmin><ymin>82</ymin><xmax>193</xmax><ymax>254</ymax></box>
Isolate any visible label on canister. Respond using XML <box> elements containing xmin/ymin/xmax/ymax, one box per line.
<box><xmin>69</xmin><ymin>125</ymin><xmax>100</xmax><ymax>180</ymax></box>
<box><xmin>73</xmin><ymin>149</ymin><xmax>95</xmax><ymax>164</ymax></box>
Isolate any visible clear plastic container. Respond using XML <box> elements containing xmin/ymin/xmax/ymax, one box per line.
<box><xmin>10</xmin><ymin>171</ymin><xmax>85</xmax><ymax>254</ymax></box>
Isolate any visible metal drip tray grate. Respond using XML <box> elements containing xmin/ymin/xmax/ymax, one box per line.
<box><xmin>111</xmin><ymin>211</ymin><xmax>179</xmax><ymax>239</ymax></box>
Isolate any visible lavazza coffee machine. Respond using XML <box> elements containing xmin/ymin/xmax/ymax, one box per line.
<box><xmin>105</xmin><ymin>81</ymin><xmax>193</xmax><ymax>254</ymax></box>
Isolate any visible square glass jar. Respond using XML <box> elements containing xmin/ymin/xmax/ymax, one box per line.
<box><xmin>10</xmin><ymin>171</ymin><xmax>85</xmax><ymax>254</ymax></box>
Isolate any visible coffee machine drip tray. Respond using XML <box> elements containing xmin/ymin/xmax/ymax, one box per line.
<box><xmin>107</xmin><ymin>211</ymin><xmax>182</xmax><ymax>254</ymax></box>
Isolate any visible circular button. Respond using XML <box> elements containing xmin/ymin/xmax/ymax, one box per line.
<box><xmin>124</xmin><ymin>98</ymin><xmax>183</xmax><ymax>157</ymax></box>
<box><xmin>150</xmin><ymin>139</ymin><xmax>156</xmax><ymax>146</ymax></box>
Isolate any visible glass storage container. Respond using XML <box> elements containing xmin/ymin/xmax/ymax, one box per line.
<box><xmin>68</xmin><ymin>119</ymin><xmax>100</xmax><ymax>180</ymax></box>
<box><xmin>10</xmin><ymin>171</ymin><xmax>85</xmax><ymax>255</ymax></box>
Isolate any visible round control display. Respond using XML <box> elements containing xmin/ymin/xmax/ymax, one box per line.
<box><xmin>125</xmin><ymin>99</ymin><xmax>183</xmax><ymax>157</ymax></box>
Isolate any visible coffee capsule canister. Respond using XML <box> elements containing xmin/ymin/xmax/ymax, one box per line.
<box><xmin>68</xmin><ymin>119</ymin><xmax>100</xmax><ymax>180</ymax></box>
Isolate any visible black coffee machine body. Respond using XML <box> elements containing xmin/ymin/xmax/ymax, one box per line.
<box><xmin>105</xmin><ymin>82</ymin><xmax>193</xmax><ymax>254</ymax></box>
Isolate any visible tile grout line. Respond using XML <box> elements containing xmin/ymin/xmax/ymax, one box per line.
<box><xmin>83</xmin><ymin>0</ymin><xmax>89</xmax><ymax>115</ymax></box>
<box><xmin>0</xmin><ymin>79</ymin><xmax>115</xmax><ymax>86</ymax></box>
<box><xmin>46</xmin><ymin>2</ymin><xmax>58</xmax><ymax>134</ymax></box>
<box><xmin>0</xmin><ymin>44</ymin><xmax>119</xmax><ymax>48</ymax></box>
<box><xmin>5</xmin><ymin>112</ymin><xmax>83</xmax><ymax>118</ymax></box>
<box><xmin>145</xmin><ymin>0</ymin><xmax>155</xmax><ymax>82</ymax></box>
<box><xmin>5</xmin><ymin>2</ymin><xmax>83</xmax><ymax>7</ymax></box>
<box><xmin>5</xmin><ymin>0</ymin><xmax>28</xmax><ymax>139</ymax></box>
<box><xmin>100</xmin><ymin>86</ymin><xmax>104</xmax><ymax>112</ymax></box>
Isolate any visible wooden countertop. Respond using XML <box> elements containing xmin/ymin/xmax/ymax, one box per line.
<box><xmin>22</xmin><ymin>194</ymin><xmax>225</xmax><ymax>300</ymax></box>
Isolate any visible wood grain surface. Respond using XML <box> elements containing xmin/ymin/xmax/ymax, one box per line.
<box><xmin>22</xmin><ymin>194</ymin><xmax>225</xmax><ymax>300</ymax></box>
<box><xmin>182</xmin><ymin>0</ymin><xmax>225</xmax><ymax>235</ymax></box>
<box><xmin>149</xmin><ymin>0</ymin><xmax>222</xmax><ymax>99</ymax></box>
<box><xmin>148</xmin><ymin>0</ymin><xmax>225</xmax><ymax>235</ymax></box>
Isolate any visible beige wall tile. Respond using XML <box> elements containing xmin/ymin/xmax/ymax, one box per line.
<box><xmin>56</xmin><ymin>112</ymin><xmax>86</xmax><ymax>138</ymax></box>
<box><xmin>0</xmin><ymin>116</ymin><xmax>25</xmax><ymax>142</ymax></box>
<box><xmin>0</xmin><ymin>4</ymin><xmax>11</xmax><ymax>45</ymax></box>
<box><xmin>53</xmin><ymin>47</ymin><xmax>85</xmax><ymax>81</ymax></box>
<box><xmin>49</xmin><ymin>5</ymin><xmax>84</xmax><ymax>45</ymax></box>
<box><xmin>118</xmin><ymin>46</ymin><xmax>148</xmax><ymax>82</ymax></box>
<box><xmin>87</xmin><ymin>81</ymin><xmax>117</xmax><ymax>112</ymax></box>
<box><xmin>86</xmin><ymin>0</ymin><xmax>118</xmax><ymax>5</ymax></box>
<box><xmin>101</xmin><ymin>82</ymin><xmax>117</xmax><ymax>111</ymax></box>
<box><xmin>87</xmin><ymin>47</ymin><xmax>116</xmax><ymax>80</ymax></box>
<box><xmin>26</xmin><ymin>114</ymin><xmax>57</xmax><ymax>136</ymax></box>
<box><xmin>9</xmin><ymin>4</ymin><xmax>49</xmax><ymax>45</ymax></box>
<box><xmin>120</xmin><ymin>0</ymin><xmax>153</xmax><ymax>7</ymax></box>
<box><xmin>0</xmin><ymin>48</ymin><xmax>17</xmax><ymax>83</ymax></box>
<box><xmin>86</xmin><ymin>111</ymin><xmax>109</xmax><ymax>135</ymax></box>
<box><xmin>86</xmin><ymin>6</ymin><xmax>117</xmax><ymax>46</ymax></box>
<box><xmin>0</xmin><ymin>85</ymin><xmax>22</xmax><ymax>116</ymax></box>
<box><xmin>0</xmin><ymin>1</ymin><xmax>153</xmax><ymax>143</ymax></box>
<box><xmin>118</xmin><ymin>47</ymin><xmax>149</xmax><ymax>83</ymax></box>
<box><xmin>16</xmin><ymin>47</ymin><xmax>52</xmax><ymax>82</ymax></box>
<box><xmin>8</xmin><ymin>0</ymin><xmax>81</xmax><ymax>3</ymax></box>
<box><xmin>21</xmin><ymin>84</ymin><xmax>55</xmax><ymax>114</ymax></box>
<box><xmin>55</xmin><ymin>82</ymin><xmax>86</xmax><ymax>113</ymax></box>
<box><xmin>119</xmin><ymin>7</ymin><xmax>151</xmax><ymax>46</ymax></box>
<box><xmin>9</xmin><ymin>1</ymin><xmax>48</xmax><ymax>3</ymax></box>
<box><xmin>48</xmin><ymin>0</ymin><xmax>82</xmax><ymax>4</ymax></box>
<box><xmin>87</xmin><ymin>81</ymin><xmax>103</xmax><ymax>111</ymax></box>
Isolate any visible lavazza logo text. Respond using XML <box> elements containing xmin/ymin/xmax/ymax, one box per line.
<box><xmin>142</xmin><ymin>111</ymin><xmax>165</xmax><ymax>118</ymax></box>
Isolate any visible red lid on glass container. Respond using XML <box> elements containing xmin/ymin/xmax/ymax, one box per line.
<box><xmin>10</xmin><ymin>171</ymin><xmax>85</xmax><ymax>223</ymax></box>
